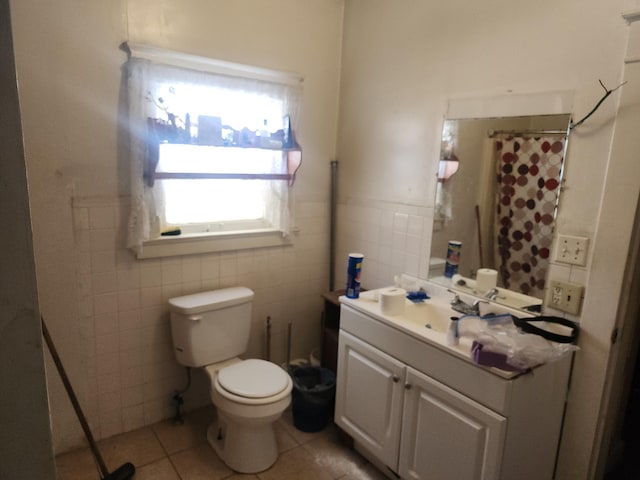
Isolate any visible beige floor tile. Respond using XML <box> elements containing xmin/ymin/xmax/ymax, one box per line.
<box><xmin>55</xmin><ymin>447</ymin><xmax>100</xmax><ymax>480</ymax></box>
<box><xmin>338</xmin><ymin>462</ymin><xmax>391</xmax><ymax>480</ymax></box>
<box><xmin>275</xmin><ymin>420</ymin><xmax>299</xmax><ymax>452</ymax></box>
<box><xmin>153</xmin><ymin>406</ymin><xmax>215</xmax><ymax>454</ymax></box>
<box><xmin>134</xmin><ymin>457</ymin><xmax>180</xmax><ymax>479</ymax></box>
<box><xmin>256</xmin><ymin>446</ymin><xmax>333</xmax><ymax>480</ymax></box>
<box><xmin>303</xmin><ymin>428</ymin><xmax>368</xmax><ymax>479</ymax></box>
<box><xmin>170</xmin><ymin>442</ymin><xmax>233</xmax><ymax>480</ymax></box>
<box><xmin>278</xmin><ymin>409</ymin><xmax>334</xmax><ymax>445</ymax></box>
<box><xmin>258</xmin><ymin>466</ymin><xmax>333</xmax><ymax>480</ymax></box>
<box><xmin>97</xmin><ymin>427</ymin><xmax>165</xmax><ymax>470</ymax></box>
<box><xmin>55</xmin><ymin>401</ymin><xmax>389</xmax><ymax>480</ymax></box>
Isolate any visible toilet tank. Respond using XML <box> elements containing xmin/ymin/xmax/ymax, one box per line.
<box><xmin>168</xmin><ymin>287</ymin><xmax>254</xmax><ymax>368</ymax></box>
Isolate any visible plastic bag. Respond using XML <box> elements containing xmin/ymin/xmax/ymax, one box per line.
<box><xmin>457</xmin><ymin>313</ymin><xmax>579</xmax><ymax>371</ymax></box>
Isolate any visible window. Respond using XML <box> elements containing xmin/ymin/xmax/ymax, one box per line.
<box><xmin>124</xmin><ymin>44</ymin><xmax>303</xmax><ymax>257</ymax></box>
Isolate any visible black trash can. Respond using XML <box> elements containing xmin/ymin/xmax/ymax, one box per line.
<box><xmin>290</xmin><ymin>366</ymin><xmax>336</xmax><ymax>432</ymax></box>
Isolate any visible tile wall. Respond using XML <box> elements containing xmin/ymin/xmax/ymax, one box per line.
<box><xmin>70</xmin><ymin>196</ymin><xmax>331</xmax><ymax>443</ymax></box>
<box><xmin>335</xmin><ymin>198</ymin><xmax>433</xmax><ymax>291</ymax></box>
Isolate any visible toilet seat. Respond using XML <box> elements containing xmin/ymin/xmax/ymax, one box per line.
<box><xmin>218</xmin><ymin>359</ymin><xmax>289</xmax><ymax>398</ymax></box>
<box><xmin>209</xmin><ymin>359</ymin><xmax>293</xmax><ymax>406</ymax></box>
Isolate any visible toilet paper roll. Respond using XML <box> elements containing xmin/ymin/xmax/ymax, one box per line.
<box><xmin>379</xmin><ymin>288</ymin><xmax>407</xmax><ymax>316</ymax></box>
<box><xmin>476</xmin><ymin>268</ymin><xmax>498</xmax><ymax>293</ymax></box>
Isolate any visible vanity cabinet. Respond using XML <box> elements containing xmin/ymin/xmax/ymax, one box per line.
<box><xmin>335</xmin><ymin>304</ymin><xmax>571</xmax><ymax>480</ymax></box>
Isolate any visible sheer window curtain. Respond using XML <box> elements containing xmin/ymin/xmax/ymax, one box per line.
<box><xmin>124</xmin><ymin>53</ymin><xmax>301</xmax><ymax>255</ymax></box>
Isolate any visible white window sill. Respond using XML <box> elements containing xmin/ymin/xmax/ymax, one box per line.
<box><xmin>136</xmin><ymin>228</ymin><xmax>293</xmax><ymax>259</ymax></box>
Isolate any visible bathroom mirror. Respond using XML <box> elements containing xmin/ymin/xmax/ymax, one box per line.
<box><xmin>429</xmin><ymin>113</ymin><xmax>571</xmax><ymax>313</ymax></box>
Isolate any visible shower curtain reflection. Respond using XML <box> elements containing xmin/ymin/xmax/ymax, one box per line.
<box><xmin>493</xmin><ymin>135</ymin><xmax>566</xmax><ymax>298</ymax></box>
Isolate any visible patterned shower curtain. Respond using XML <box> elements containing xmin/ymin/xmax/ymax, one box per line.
<box><xmin>494</xmin><ymin>135</ymin><xmax>565</xmax><ymax>298</ymax></box>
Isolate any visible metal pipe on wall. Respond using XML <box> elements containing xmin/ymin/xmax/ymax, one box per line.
<box><xmin>329</xmin><ymin>160</ymin><xmax>338</xmax><ymax>291</ymax></box>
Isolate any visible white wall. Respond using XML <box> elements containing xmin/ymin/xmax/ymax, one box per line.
<box><xmin>335</xmin><ymin>1</ymin><xmax>634</xmax><ymax>479</ymax></box>
<box><xmin>10</xmin><ymin>0</ymin><xmax>344</xmax><ymax>452</ymax></box>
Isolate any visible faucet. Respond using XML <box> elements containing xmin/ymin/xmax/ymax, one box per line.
<box><xmin>448</xmin><ymin>290</ymin><xmax>482</xmax><ymax>315</ymax></box>
<box><xmin>484</xmin><ymin>288</ymin><xmax>499</xmax><ymax>301</ymax></box>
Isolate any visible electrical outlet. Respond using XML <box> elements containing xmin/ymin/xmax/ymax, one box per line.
<box><xmin>546</xmin><ymin>279</ymin><xmax>584</xmax><ymax>315</ymax></box>
<box><xmin>554</xmin><ymin>235</ymin><xmax>589</xmax><ymax>266</ymax></box>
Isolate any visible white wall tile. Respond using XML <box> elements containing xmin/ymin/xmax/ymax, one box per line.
<box><xmin>181</xmin><ymin>281</ymin><xmax>203</xmax><ymax>296</ymax></box>
<box><xmin>120</xmin><ymin>348</ymin><xmax>144</xmax><ymax>368</ymax></box>
<box><xmin>220</xmin><ymin>254</ymin><xmax>238</xmax><ymax>278</ymax></box>
<box><xmin>121</xmin><ymin>405</ymin><xmax>145</xmax><ymax>431</ymax></box>
<box><xmin>117</xmin><ymin>269</ymin><xmax>140</xmax><ymax>291</ymax></box>
<box><xmin>89</xmin><ymin>206</ymin><xmax>115</xmax><ymax>230</ymax></box>
<box><xmin>140</xmin><ymin>287</ymin><xmax>162</xmax><ymax>308</ymax></box>
<box><xmin>67</xmin><ymin>195</ymin><xmax>336</xmax><ymax>446</ymax></box>
<box><xmin>97</xmin><ymin>371</ymin><xmax>121</xmax><ymax>395</ymax></box>
<box><xmin>77</xmin><ymin>297</ymin><xmax>94</xmax><ymax>317</ymax></box>
<box><xmin>73</xmin><ymin>207</ymin><xmax>90</xmax><ymax>231</ymax></box>
<box><xmin>181</xmin><ymin>259</ymin><xmax>201</xmax><ymax>283</ymax></box>
<box><xmin>93</xmin><ymin>293</ymin><xmax>117</xmax><ymax>315</ymax></box>
<box><xmin>393</xmin><ymin>212</ymin><xmax>409</xmax><ymax>233</ymax></box>
<box><xmin>75</xmin><ymin>253</ymin><xmax>92</xmax><ymax>275</ymax></box>
<box><xmin>121</xmin><ymin>364</ymin><xmax>143</xmax><ymax>389</ymax></box>
<box><xmin>91</xmin><ymin>251</ymin><xmax>116</xmax><ymax>274</ymax></box>
<box><xmin>92</xmin><ymin>272</ymin><xmax>117</xmax><ymax>294</ymax></box>
<box><xmin>94</xmin><ymin>313</ymin><xmax>118</xmax><ymax>336</ymax></box>
<box><xmin>121</xmin><ymin>386</ymin><xmax>144</xmax><ymax>408</ymax></box>
<box><xmin>406</xmin><ymin>234</ymin><xmax>422</xmax><ymax>256</ymax></box>
<box><xmin>118</xmin><ymin>310</ymin><xmax>142</xmax><ymax>331</ymax></box>
<box><xmin>90</xmin><ymin>229</ymin><xmax>117</xmax><ymax>252</ymax></box>
<box><xmin>95</xmin><ymin>352</ymin><xmax>120</xmax><ymax>376</ymax></box>
<box><xmin>75</xmin><ymin>230</ymin><xmax>91</xmax><ymax>252</ymax></box>
<box><xmin>117</xmin><ymin>290</ymin><xmax>140</xmax><ymax>312</ymax></box>
<box><xmin>140</xmin><ymin>263</ymin><xmax>162</xmax><ymax>287</ymax></box>
<box><xmin>161</xmin><ymin>262</ymin><xmax>182</xmax><ymax>285</ymax></box>
<box><xmin>119</xmin><ymin>327</ymin><xmax>142</xmax><ymax>352</ymax></box>
<box><xmin>201</xmin><ymin>257</ymin><xmax>220</xmax><ymax>280</ymax></box>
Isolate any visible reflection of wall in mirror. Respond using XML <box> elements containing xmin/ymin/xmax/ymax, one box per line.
<box><xmin>430</xmin><ymin>114</ymin><xmax>570</xmax><ymax>299</ymax></box>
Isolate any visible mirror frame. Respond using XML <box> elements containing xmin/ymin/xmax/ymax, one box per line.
<box><xmin>428</xmin><ymin>92</ymin><xmax>574</xmax><ymax>314</ymax></box>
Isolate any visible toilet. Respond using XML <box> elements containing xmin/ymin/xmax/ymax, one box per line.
<box><xmin>168</xmin><ymin>287</ymin><xmax>292</xmax><ymax>473</ymax></box>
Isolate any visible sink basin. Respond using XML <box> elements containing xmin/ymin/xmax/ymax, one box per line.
<box><xmin>397</xmin><ymin>300</ymin><xmax>453</xmax><ymax>333</ymax></box>
<box><xmin>340</xmin><ymin>279</ymin><xmax>556</xmax><ymax>378</ymax></box>
<box><xmin>342</xmin><ymin>288</ymin><xmax>458</xmax><ymax>346</ymax></box>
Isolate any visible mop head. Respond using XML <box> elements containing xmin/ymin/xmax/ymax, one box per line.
<box><xmin>103</xmin><ymin>462</ymin><xmax>135</xmax><ymax>480</ymax></box>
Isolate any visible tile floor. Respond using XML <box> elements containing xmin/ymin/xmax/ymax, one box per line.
<box><xmin>55</xmin><ymin>406</ymin><xmax>389</xmax><ymax>480</ymax></box>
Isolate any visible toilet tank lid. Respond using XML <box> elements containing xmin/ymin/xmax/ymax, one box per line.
<box><xmin>169</xmin><ymin>287</ymin><xmax>254</xmax><ymax>314</ymax></box>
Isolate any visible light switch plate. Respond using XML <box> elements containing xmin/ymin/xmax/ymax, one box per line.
<box><xmin>554</xmin><ymin>235</ymin><xmax>589</xmax><ymax>266</ymax></box>
<box><xmin>546</xmin><ymin>279</ymin><xmax>584</xmax><ymax>315</ymax></box>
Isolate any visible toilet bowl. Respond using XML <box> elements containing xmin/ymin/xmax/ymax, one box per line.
<box><xmin>205</xmin><ymin>358</ymin><xmax>292</xmax><ymax>473</ymax></box>
<box><xmin>167</xmin><ymin>287</ymin><xmax>292</xmax><ymax>473</ymax></box>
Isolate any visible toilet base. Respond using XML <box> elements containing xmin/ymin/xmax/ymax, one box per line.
<box><xmin>207</xmin><ymin>414</ymin><xmax>278</xmax><ymax>473</ymax></box>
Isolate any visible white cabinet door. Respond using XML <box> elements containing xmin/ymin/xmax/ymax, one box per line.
<box><xmin>335</xmin><ymin>330</ymin><xmax>405</xmax><ymax>469</ymax></box>
<box><xmin>399</xmin><ymin>367</ymin><xmax>507</xmax><ymax>480</ymax></box>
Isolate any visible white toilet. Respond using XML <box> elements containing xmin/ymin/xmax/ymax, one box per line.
<box><xmin>168</xmin><ymin>287</ymin><xmax>292</xmax><ymax>473</ymax></box>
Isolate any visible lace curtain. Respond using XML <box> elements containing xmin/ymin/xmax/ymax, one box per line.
<box><xmin>124</xmin><ymin>50</ymin><xmax>302</xmax><ymax>255</ymax></box>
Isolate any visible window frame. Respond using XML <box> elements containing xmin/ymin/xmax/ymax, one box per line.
<box><xmin>124</xmin><ymin>43</ymin><xmax>303</xmax><ymax>258</ymax></box>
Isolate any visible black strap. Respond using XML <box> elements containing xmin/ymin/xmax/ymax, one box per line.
<box><xmin>511</xmin><ymin>315</ymin><xmax>579</xmax><ymax>344</ymax></box>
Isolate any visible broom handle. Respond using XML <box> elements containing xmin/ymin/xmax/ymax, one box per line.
<box><xmin>41</xmin><ymin>317</ymin><xmax>109</xmax><ymax>477</ymax></box>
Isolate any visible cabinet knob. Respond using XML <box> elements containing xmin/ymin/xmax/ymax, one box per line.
<box><xmin>404</xmin><ymin>383</ymin><xmax>412</xmax><ymax>390</ymax></box>
<box><xmin>392</xmin><ymin>375</ymin><xmax>400</xmax><ymax>383</ymax></box>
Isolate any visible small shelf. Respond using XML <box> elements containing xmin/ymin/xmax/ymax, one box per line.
<box><xmin>155</xmin><ymin>172</ymin><xmax>293</xmax><ymax>181</ymax></box>
<box><xmin>146</xmin><ymin>142</ymin><xmax>303</xmax><ymax>187</ymax></box>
